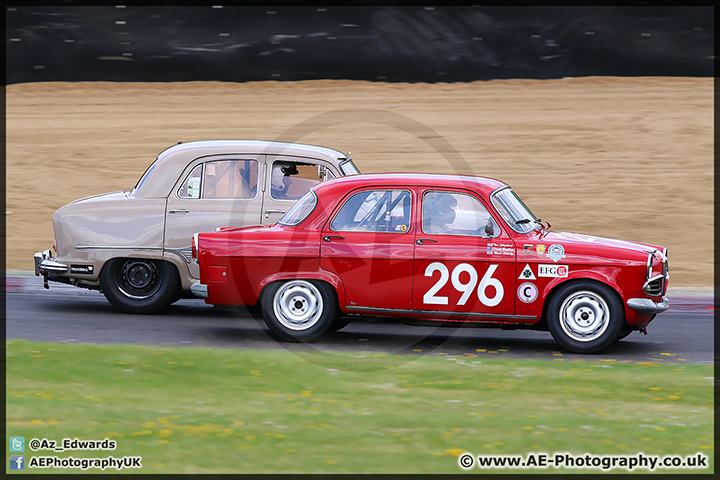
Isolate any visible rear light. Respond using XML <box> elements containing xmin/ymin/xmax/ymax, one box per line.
<box><xmin>192</xmin><ymin>233</ymin><xmax>199</xmax><ymax>261</ymax></box>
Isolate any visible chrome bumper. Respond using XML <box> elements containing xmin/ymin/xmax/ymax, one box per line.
<box><xmin>627</xmin><ymin>296</ymin><xmax>670</xmax><ymax>315</ymax></box>
<box><xmin>190</xmin><ymin>282</ymin><xmax>208</xmax><ymax>299</ymax></box>
<box><xmin>34</xmin><ymin>250</ymin><xmax>68</xmax><ymax>276</ymax></box>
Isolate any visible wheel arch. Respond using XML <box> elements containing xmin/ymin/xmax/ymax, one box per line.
<box><xmin>538</xmin><ymin>276</ymin><xmax>625</xmax><ymax>331</ymax></box>
<box><xmin>258</xmin><ymin>271</ymin><xmax>346</xmax><ymax>307</ymax></box>
<box><xmin>98</xmin><ymin>257</ymin><xmax>182</xmax><ymax>314</ymax></box>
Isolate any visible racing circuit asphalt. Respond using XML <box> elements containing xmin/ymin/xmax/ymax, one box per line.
<box><xmin>5</xmin><ymin>274</ymin><xmax>715</xmax><ymax>365</ymax></box>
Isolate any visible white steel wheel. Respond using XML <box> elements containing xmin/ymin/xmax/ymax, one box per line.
<box><xmin>558</xmin><ymin>290</ymin><xmax>610</xmax><ymax>342</ymax></box>
<box><xmin>261</xmin><ymin>280</ymin><xmax>337</xmax><ymax>342</ymax></box>
<box><xmin>273</xmin><ymin>280</ymin><xmax>324</xmax><ymax>331</ymax></box>
<box><xmin>547</xmin><ymin>281</ymin><xmax>623</xmax><ymax>354</ymax></box>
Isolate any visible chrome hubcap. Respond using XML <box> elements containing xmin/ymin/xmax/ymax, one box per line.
<box><xmin>273</xmin><ymin>280</ymin><xmax>323</xmax><ymax>331</ymax></box>
<box><xmin>559</xmin><ymin>290</ymin><xmax>609</xmax><ymax>342</ymax></box>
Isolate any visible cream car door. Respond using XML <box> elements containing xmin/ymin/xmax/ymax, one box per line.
<box><xmin>164</xmin><ymin>155</ymin><xmax>264</xmax><ymax>278</ymax></box>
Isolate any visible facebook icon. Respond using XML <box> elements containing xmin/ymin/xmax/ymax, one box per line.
<box><xmin>10</xmin><ymin>455</ymin><xmax>25</xmax><ymax>470</ymax></box>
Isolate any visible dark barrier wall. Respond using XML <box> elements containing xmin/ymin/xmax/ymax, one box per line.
<box><xmin>5</xmin><ymin>5</ymin><xmax>714</xmax><ymax>84</ymax></box>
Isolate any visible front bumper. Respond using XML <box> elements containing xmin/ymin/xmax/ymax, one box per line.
<box><xmin>34</xmin><ymin>250</ymin><xmax>68</xmax><ymax>276</ymax></box>
<box><xmin>627</xmin><ymin>296</ymin><xmax>670</xmax><ymax>315</ymax></box>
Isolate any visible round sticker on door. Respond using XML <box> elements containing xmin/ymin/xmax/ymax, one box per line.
<box><xmin>517</xmin><ymin>282</ymin><xmax>539</xmax><ymax>303</ymax></box>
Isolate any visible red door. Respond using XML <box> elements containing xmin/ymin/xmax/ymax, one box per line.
<box><xmin>320</xmin><ymin>188</ymin><xmax>416</xmax><ymax>311</ymax></box>
<box><xmin>412</xmin><ymin>188</ymin><xmax>516</xmax><ymax>319</ymax></box>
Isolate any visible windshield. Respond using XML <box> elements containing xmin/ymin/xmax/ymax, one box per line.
<box><xmin>131</xmin><ymin>159</ymin><xmax>158</xmax><ymax>194</ymax></box>
<box><xmin>278</xmin><ymin>190</ymin><xmax>318</xmax><ymax>226</ymax></box>
<box><xmin>490</xmin><ymin>187</ymin><xmax>541</xmax><ymax>234</ymax></box>
<box><xmin>339</xmin><ymin>158</ymin><xmax>360</xmax><ymax>175</ymax></box>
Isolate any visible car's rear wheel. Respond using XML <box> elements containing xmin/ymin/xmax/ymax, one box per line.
<box><xmin>547</xmin><ymin>281</ymin><xmax>623</xmax><ymax>353</ymax></box>
<box><xmin>100</xmin><ymin>258</ymin><xmax>179</xmax><ymax>314</ymax></box>
<box><xmin>261</xmin><ymin>279</ymin><xmax>337</xmax><ymax>342</ymax></box>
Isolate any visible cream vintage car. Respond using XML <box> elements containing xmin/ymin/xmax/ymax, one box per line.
<box><xmin>34</xmin><ymin>140</ymin><xmax>360</xmax><ymax>313</ymax></box>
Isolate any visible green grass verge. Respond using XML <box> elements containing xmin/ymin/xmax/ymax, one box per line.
<box><xmin>6</xmin><ymin>339</ymin><xmax>714</xmax><ymax>474</ymax></box>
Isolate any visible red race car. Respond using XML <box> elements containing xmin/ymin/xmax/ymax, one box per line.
<box><xmin>192</xmin><ymin>173</ymin><xmax>669</xmax><ymax>353</ymax></box>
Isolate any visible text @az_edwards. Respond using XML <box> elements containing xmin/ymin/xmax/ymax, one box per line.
<box><xmin>29</xmin><ymin>437</ymin><xmax>116</xmax><ymax>452</ymax></box>
<box><xmin>458</xmin><ymin>452</ymin><xmax>709</xmax><ymax>472</ymax></box>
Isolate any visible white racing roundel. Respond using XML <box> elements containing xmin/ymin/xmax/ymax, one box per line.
<box><xmin>517</xmin><ymin>282</ymin><xmax>538</xmax><ymax>303</ymax></box>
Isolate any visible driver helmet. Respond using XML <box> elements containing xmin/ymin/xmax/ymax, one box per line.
<box><xmin>427</xmin><ymin>192</ymin><xmax>457</xmax><ymax>225</ymax></box>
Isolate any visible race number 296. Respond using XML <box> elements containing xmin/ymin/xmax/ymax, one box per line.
<box><xmin>423</xmin><ymin>263</ymin><xmax>503</xmax><ymax>307</ymax></box>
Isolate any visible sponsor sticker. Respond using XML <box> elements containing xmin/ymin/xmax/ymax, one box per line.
<box><xmin>517</xmin><ymin>282</ymin><xmax>539</xmax><ymax>303</ymax></box>
<box><xmin>70</xmin><ymin>265</ymin><xmax>94</xmax><ymax>274</ymax></box>
<box><xmin>536</xmin><ymin>245</ymin><xmax>546</xmax><ymax>257</ymax></box>
<box><xmin>547</xmin><ymin>244</ymin><xmax>565</xmax><ymax>262</ymax></box>
<box><xmin>523</xmin><ymin>244</ymin><xmax>533</xmax><ymax>255</ymax></box>
<box><xmin>538</xmin><ymin>264</ymin><xmax>569</xmax><ymax>278</ymax></box>
<box><xmin>518</xmin><ymin>264</ymin><xmax>536</xmax><ymax>280</ymax></box>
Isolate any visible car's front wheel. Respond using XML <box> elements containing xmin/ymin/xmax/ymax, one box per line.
<box><xmin>99</xmin><ymin>258</ymin><xmax>179</xmax><ymax>314</ymax></box>
<box><xmin>547</xmin><ymin>281</ymin><xmax>623</xmax><ymax>353</ymax></box>
<box><xmin>261</xmin><ymin>280</ymin><xmax>337</xmax><ymax>342</ymax></box>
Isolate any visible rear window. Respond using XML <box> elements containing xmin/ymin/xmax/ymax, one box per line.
<box><xmin>278</xmin><ymin>190</ymin><xmax>318</xmax><ymax>226</ymax></box>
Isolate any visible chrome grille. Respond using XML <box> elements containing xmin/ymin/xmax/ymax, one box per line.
<box><xmin>643</xmin><ymin>275</ymin><xmax>665</xmax><ymax>296</ymax></box>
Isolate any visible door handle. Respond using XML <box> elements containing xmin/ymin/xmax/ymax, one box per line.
<box><xmin>264</xmin><ymin>209</ymin><xmax>285</xmax><ymax>218</ymax></box>
<box><xmin>415</xmin><ymin>238</ymin><xmax>438</xmax><ymax>245</ymax></box>
<box><xmin>168</xmin><ymin>209</ymin><xmax>189</xmax><ymax>214</ymax></box>
<box><xmin>323</xmin><ymin>235</ymin><xmax>345</xmax><ymax>242</ymax></box>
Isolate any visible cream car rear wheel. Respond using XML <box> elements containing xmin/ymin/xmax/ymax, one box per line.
<box><xmin>100</xmin><ymin>258</ymin><xmax>179</xmax><ymax>314</ymax></box>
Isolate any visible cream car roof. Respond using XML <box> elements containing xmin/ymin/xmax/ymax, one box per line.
<box><xmin>133</xmin><ymin>140</ymin><xmax>348</xmax><ymax>198</ymax></box>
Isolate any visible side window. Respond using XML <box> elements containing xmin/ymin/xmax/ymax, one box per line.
<box><xmin>203</xmin><ymin>159</ymin><xmax>258</xmax><ymax>199</ymax></box>
<box><xmin>270</xmin><ymin>162</ymin><xmax>323</xmax><ymax>200</ymax></box>
<box><xmin>178</xmin><ymin>164</ymin><xmax>203</xmax><ymax>199</ymax></box>
<box><xmin>331</xmin><ymin>189</ymin><xmax>412</xmax><ymax>233</ymax></box>
<box><xmin>423</xmin><ymin>191</ymin><xmax>499</xmax><ymax>237</ymax></box>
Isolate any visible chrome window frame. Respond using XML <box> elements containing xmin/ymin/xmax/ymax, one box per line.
<box><xmin>421</xmin><ymin>190</ymin><xmax>500</xmax><ymax>238</ymax></box>
<box><xmin>330</xmin><ymin>188</ymin><xmax>413</xmax><ymax>234</ymax></box>
<box><xmin>175</xmin><ymin>158</ymin><xmax>261</xmax><ymax>201</ymax></box>
<box><xmin>489</xmin><ymin>186</ymin><xmax>542</xmax><ymax>235</ymax></box>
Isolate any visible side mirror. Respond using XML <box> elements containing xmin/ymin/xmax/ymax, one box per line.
<box><xmin>484</xmin><ymin>219</ymin><xmax>495</xmax><ymax>237</ymax></box>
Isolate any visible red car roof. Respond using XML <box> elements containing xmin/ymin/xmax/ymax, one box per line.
<box><xmin>314</xmin><ymin>173</ymin><xmax>509</xmax><ymax>199</ymax></box>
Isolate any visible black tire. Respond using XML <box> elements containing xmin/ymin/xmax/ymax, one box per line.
<box><xmin>546</xmin><ymin>281</ymin><xmax>623</xmax><ymax>354</ymax></box>
<box><xmin>330</xmin><ymin>316</ymin><xmax>351</xmax><ymax>332</ymax></box>
<box><xmin>168</xmin><ymin>283</ymin><xmax>185</xmax><ymax>305</ymax></box>
<box><xmin>616</xmin><ymin>329</ymin><xmax>633</xmax><ymax>341</ymax></box>
<box><xmin>99</xmin><ymin>258</ymin><xmax>179</xmax><ymax>314</ymax></box>
<box><xmin>260</xmin><ymin>279</ymin><xmax>337</xmax><ymax>342</ymax></box>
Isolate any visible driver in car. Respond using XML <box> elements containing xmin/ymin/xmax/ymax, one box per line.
<box><xmin>424</xmin><ymin>192</ymin><xmax>458</xmax><ymax>234</ymax></box>
<box><xmin>271</xmin><ymin>164</ymin><xmax>298</xmax><ymax>199</ymax></box>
